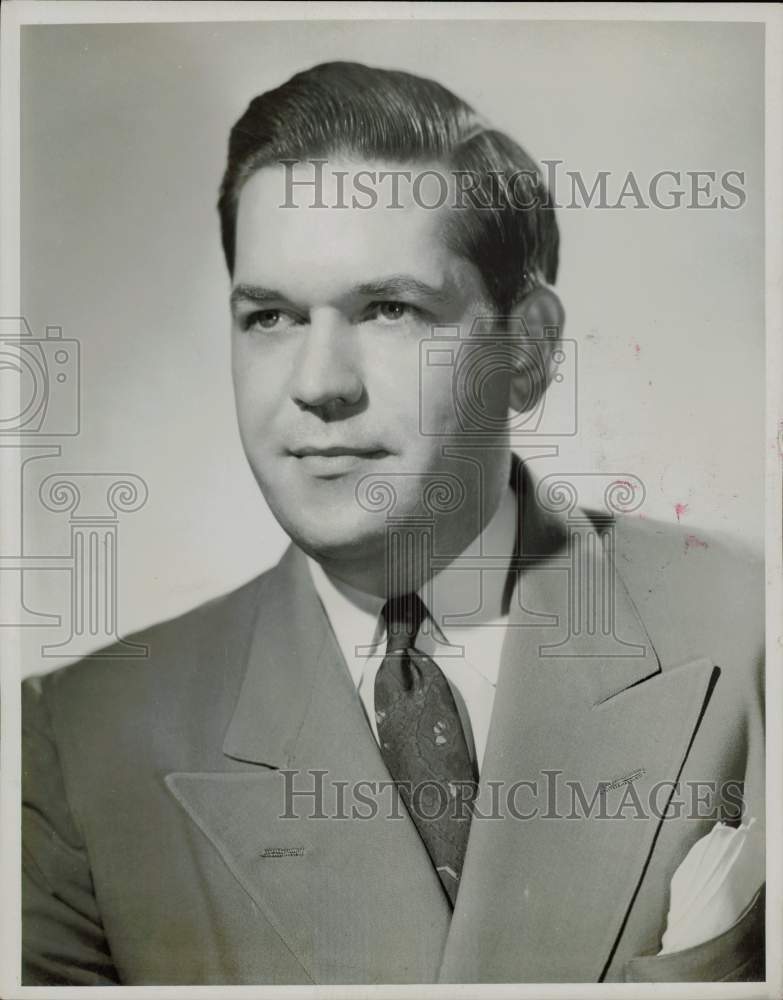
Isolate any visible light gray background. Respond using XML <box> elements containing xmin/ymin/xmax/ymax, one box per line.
<box><xmin>18</xmin><ymin>19</ymin><xmax>765</xmax><ymax>673</ymax></box>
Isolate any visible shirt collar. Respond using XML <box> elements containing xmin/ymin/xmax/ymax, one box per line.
<box><xmin>306</xmin><ymin>558</ymin><xmax>385</xmax><ymax>686</ymax></box>
<box><xmin>306</xmin><ymin>479</ymin><xmax>518</xmax><ymax>684</ymax></box>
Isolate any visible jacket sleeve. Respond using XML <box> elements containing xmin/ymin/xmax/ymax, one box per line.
<box><xmin>22</xmin><ymin>675</ymin><xmax>119</xmax><ymax>985</ymax></box>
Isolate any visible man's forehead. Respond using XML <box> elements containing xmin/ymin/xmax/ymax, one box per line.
<box><xmin>241</xmin><ymin>156</ymin><xmax>456</xmax><ymax>212</ymax></box>
<box><xmin>233</xmin><ymin>158</ymin><xmax>482</xmax><ymax>302</ymax></box>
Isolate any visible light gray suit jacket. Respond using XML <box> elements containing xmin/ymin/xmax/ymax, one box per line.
<box><xmin>22</xmin><ymin>464</ymin><xmax>765</xmax><ymax>985</ymax></box>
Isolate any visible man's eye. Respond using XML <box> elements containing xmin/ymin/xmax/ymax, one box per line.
<box><xmin>370</xmin><ymin>301</ymin><xmax>416</xmax><ymax>323</ymax></box>
<box><xmin>244</xmin><ymin>309</ymin><xmax>297</xmax><ymax>331</ymax></box>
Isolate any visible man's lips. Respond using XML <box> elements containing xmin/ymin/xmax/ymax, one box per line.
<box><xmin>288</xmin><ymin>446</ymin><xmax>390</xmax><ymax>459</ymax></box>
<box><xmin>287</xmin><ymin>445</ymin><xmax>391</xmax><ymax>477</ymax></box>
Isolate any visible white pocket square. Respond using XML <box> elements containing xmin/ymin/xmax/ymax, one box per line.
<box><xmin>659</xmin><ymin>818</ymin><xmax>763</xmax><ymax>955</ymax></box>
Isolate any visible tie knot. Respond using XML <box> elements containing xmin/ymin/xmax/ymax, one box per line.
<box><xmin>382</xmin><ymin>593</ymin><xmax>427</xmax><ymax>654</ymax></box>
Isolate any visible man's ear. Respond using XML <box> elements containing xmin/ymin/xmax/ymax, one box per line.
<box><xmin>509</xmin><ymin>287</ymin><xmax>566</xmax><ymax>415</ymax></box>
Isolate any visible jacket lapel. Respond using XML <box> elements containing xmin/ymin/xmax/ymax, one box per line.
<box><xmin>166</xmin><ymin>546</ymin><xmax>451</xmax><ymax>984</ymax></box>
<box><xmin>439</xmin><ymin>474</ymin><xmax>719</xmax><ymax>982</ymax></box>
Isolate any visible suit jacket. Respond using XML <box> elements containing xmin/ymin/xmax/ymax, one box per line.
<box><xmin>21</xmin><ymin>464</ymin><xmax>765</xmax><ymax>985</ymax></box>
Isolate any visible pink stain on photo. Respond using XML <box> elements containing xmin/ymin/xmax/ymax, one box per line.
<box><xmin>684</xmin><ymin>533</ymin><xmax>709</xmax><ymax>554</ymax></box>
<box><xmin>674</xmin><ymin>503</ymin><xmax>689</xmax><ymax>521</ymax></box>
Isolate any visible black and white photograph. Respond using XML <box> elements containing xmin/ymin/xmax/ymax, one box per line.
<box><xmin>0</xmin><ymin>2</ymin><xmax>780</xmax><ymax>995</ymax></box>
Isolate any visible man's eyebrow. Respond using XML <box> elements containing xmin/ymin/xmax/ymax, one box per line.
<box><xmin>230</xmin><ymin>284</ymin><xmax>285</xmax><ymax>310</ymax></box>
<box><xmin>354</xmin><ymin>275</ymin><xmax>448</xmax><ymax>301</ymax></box>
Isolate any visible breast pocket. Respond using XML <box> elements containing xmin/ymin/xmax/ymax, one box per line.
<box><xmin>623</xmin><ymin>886</ymin><xmax>765</xmax><ymax>983</ymax></box>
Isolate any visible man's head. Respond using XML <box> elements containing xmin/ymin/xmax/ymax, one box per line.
<box><xmin>219</xmin><ymin>61</ymin><xmax>559</xmax><ymax>314</ymax></box>
<box><xmin>219</xmin><ymin>62</ymin><xmax>564</xmax><ymax>593</ymax></box>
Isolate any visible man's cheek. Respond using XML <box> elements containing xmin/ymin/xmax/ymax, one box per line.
<box><xmin>236</xmin><ymin>376</ymin><xmax>278</xmax><ymax>432</ymax></box>
<box><xmin>422</xmin><ymin>381</ymin><xmax>461</xmax><ymax>434</ymax></box>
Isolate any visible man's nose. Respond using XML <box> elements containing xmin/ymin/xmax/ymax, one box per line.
<box><xmin>290</xmin><ymin>314</ymin><xmax>364</xmax><ymax>413</ymax></box>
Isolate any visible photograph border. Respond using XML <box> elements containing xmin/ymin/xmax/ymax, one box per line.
<box><xmin>1</xmin><ymin>3</ymin><xmax>780</xmax><ymax>998</ymax></box>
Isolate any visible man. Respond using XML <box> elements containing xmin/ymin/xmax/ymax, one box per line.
<box><xmin>22</xmin><ymin>62</ymin><xmax>764</xmax><ymax>985</ymax></box>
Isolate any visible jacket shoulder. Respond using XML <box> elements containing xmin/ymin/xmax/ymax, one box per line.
<box><xmin>610</xmin><ymin>514</ymin><xmax>763</xmax><ymax>677</ymax></box>
<box><xmin>23</xmin><ymin>566</ymin><xmax>275</xmax><ymax>723</ymax></box>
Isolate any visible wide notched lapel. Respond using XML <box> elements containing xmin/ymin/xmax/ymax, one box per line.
<box><xmin>166</xmin><ymin>546</ymin><xmax>451</xmax><ymax>984</ymax></box>
<box><xmin>439</xmin><ymin>475</ymin><xmax>720</xmax><ymax>982</ymax></box>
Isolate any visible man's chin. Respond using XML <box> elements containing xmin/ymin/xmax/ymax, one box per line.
<box><xmin>270</xmin><ymin>508</ymin><xmax>387</xmax><ymax>565</ymax></box>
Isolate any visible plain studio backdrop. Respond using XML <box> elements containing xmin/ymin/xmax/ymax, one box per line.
<box><xmin>16</xmin><ymin>18</ymin><xmax>764</xmax><ymax>675</ymax></box>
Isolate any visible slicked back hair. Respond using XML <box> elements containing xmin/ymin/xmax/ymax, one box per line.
<box><xmin>218</xmin><ymin>61</ymin><xmax>559</xmax><ymax>314</ymax></box>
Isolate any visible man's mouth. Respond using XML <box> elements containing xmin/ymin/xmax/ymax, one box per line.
<box><xmin>288</xmin><ymin>445</ymin><xmax>391</xmax><ymax>477</ymax></box>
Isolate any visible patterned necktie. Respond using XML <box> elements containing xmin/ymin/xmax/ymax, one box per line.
<box><xmin>374</xmin><ymin>593</ymin><xmax>477</xmax><ymax>906</ymax></box>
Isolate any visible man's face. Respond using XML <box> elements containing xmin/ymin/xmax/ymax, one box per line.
<box><xmin>231</xmin><ymin>160</ymin><xmax>512</xmax><ymax>568</ymax></box>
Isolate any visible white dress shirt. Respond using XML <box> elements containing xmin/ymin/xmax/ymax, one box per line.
<box><xmin>306</xmin><ymin>483</ymin><xmax>517</xmax><ymax>773</ymax></box>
